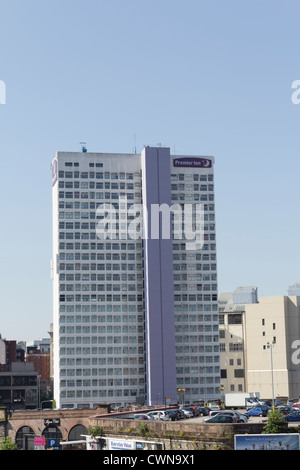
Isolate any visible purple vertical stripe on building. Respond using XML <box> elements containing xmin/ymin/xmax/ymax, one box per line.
<box><xmin>141</xmin><ymin>147</ymin><xmax>177</xmax><ymax>406</ymax></box>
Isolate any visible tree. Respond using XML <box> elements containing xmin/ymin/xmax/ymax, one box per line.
<box><xmin>262</xmin><ymin>409</ymin><xmax>288</xmax><ymax>434</ymax></box>
<box><xmin>0</xmin><ymin>437</ymin><xmax>18</xmax><ymax>450</ymax></box>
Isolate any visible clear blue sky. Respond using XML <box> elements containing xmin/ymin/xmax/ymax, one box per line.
<box><xmin>1</xmin><ymin>0</ymin><xmax>300</xmax><ymax>341</ymax></box>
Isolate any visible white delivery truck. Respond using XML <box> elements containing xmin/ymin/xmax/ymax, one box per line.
<box><xmin>224</xmin><ymin>392</ymin><xmax>261</xmax><ymax>409</ymax></box>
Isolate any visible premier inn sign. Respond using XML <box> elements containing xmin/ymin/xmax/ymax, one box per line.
<box><xmin>173</xmin><ymin>157</ymin><xmax>212</xmax><ymax>168</ymax></box>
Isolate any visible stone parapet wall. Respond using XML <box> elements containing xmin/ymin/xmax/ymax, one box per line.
<box><xmin>91</xmin><ymin>417</ymin><xmax>265</xmax><ymax>450</ymax></box>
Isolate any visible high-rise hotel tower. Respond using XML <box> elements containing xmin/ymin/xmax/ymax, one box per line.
<box><xmin>51</xmin><ymin>146</ymin><xmax>220</xmax><ymax>409</ymax></box>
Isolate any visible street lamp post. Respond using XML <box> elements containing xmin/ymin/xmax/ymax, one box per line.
<box><xmin>40</xmin><ymin>400</ymin><xmax>54</xmax><ymax>435</ymax></box>
<box><xmin>267</xmin><ymin>342</ymin><xmax>275</xmax><ymax>412</ymax></box>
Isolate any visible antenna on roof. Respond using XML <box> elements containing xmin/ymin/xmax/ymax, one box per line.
<box><xmin>80</xmin><ymin>142</ymin><xmax>87</xmax><ymax>153</ymax></box>
<box><xmin>133</xmin><ymin>133</ymin><xmax>137</xmax><ymax>154</ymax></box>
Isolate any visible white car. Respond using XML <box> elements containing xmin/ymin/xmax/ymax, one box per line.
<box><xmin>146</xmin><ymin>411</ymin><xmax>170</xmax><ymax>421</ymax></box>
<box><xmin>208</xmin><ymin>405</ymin><xmax>222</xmax><ymax>413</ymax></box>
<box><xmin>181</xmin><ymin>409</ymin><xmax>194</xmax><ymax>418</ymax></box>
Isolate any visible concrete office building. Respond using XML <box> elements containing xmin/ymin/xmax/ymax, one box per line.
<box><xmin>245</xmin><ymin>296</ymin><xmax>300</xmax><ymax>401</ymax></box>
<box><xmin>51</xmin><ymin>146</ymin><xmax>220</xmax><ymax>409</ymax></box>
<box><xmin>218</xmin><ymin>287</ymin><xmax>258</xmax><ymax>394</ymax></box>
<box><xmin>219</xmin><ymin>291</ymin><xmax>300</xmax><ymax>401</ymax></box>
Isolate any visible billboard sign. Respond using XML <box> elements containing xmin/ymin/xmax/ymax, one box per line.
<box><xmin>108</xmin><ymin>438</ymin><xmax>135</xmax><ymax>450</ymax></box>
<box><xmin>234</xmin><ymin>433</ymin><xmax>300</xmax><ymax>450</ymax></box>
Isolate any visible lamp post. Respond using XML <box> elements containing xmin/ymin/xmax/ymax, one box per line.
<box><xmin>266</xmin><ymin>342</ymin><xmax>275</xmax><ymax>412</ymax></box>
<box><xmin>40</xmin><ymin>399</ymin><xmax>54</xmax><ymax>435</ymax></box>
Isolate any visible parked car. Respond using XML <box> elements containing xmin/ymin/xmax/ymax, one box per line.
<box><xmin>245</xmin><ymin>406</ymin><xmax>271</xmax><ymax>417</ymax></box>
<box><xmin>181</xmin><ymin>409</ymin><xmax>194</xmax><ymax>418</ymax></box>
<box><xmin>134</xmin><ymin>414</ymin><xmax>152</xmax><ymax>420</ymax></box>
<box><xmin>205</xmin><ymin>410</ymin><xmax>221</xmax><ymax>419</ymax></box>
<box><xmin>176</xmin><ymin>409</ymin><xmax>186</xmax><ymax>419</ymax></box>
<box><xmin>276</xmin><ymin>406</ymin><xmax>294</xmax><ymax>415</ymax></box>
<box><xmin>223</xmin><ymin>410</ymin><xmax>248</xmax><ymax>423</ymax></box>
<box><xmin>204</xmin><ymin>415</ymin><xmax>237</xmax><ymax>424</ymax></box>
<box><xmin>146</xmin><ymin>411</ymin><xmax>170</xmax><ymax>421</ymax></box>
<box><xmin>204</xmin><ymin>411</ymin><xmax>246</xmax><ymax>423</ymax></box>
<box><xmin>274</xmin><ymin>399</ymin><xmax>284</xmax><ymax>407</ymax></box>
<box><xmin>180</xmin><ymin>405</ymin><xmax>196</xmax><ymax>416</ymax></box>
<box><xmin>165</xmin><ymin>410</ymin><xmax>180</xmax><ymax>421</ymax></box>
<box><xmin>208</xmin><ymin>405</ymin><xmax>223</xmax><ymax>412</ymax></box>
<box><xmin>188</xmin><ymin>405</ymin><xmax>201</xmax><ymax>416</ymax></box>
<box><xmin>195</xmin><ymin>407</ymin><xmax>210</xmax><ymax>416</ymax></box>
<box><xmin>285</xmin><ymin>411</ymin><xmax>300</xmax><ymax>422</ymax></box>
<box><xmin>287</xmin><ymin>399</ymin><xmax>295</xmax><ymax>405</ymax></box>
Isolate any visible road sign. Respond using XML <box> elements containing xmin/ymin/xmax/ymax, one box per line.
<box><xmin>34</xmin><ymin>436</ymin><xmax>45</xmax><ymax>450</ymax></box>
<box><xmin>48</xmin><ymin>438</ymin><xmax>59</xmax><ymax>448</ymax></box>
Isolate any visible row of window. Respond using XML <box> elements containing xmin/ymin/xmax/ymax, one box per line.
<box><xmin>59</xmin><ymin>314</ymin><xmax>143</xmax><ymax>323</ymax></box>
<box><xmin>60</xmin><ymin>336</ymin><xmax>142</xmax><ymax>344</ymax></box>
<box><xmin>60</xmin><ymin>326</ymin><xmax>139</xmax><ymax>334</ymax></box>
<box><xmin>59</xmin><ymin>253</ymin><xmax>139</xmax><ymax>261</ymax></box>
<box><xmin>58</xmin><ymin>273</ymin><xmax>215</xmax><ymax>282</ymax></box>
<box><xmin>171</xmin><ymin>184</ymin><xmax>214</xmax><ymax>191</ymax></box>
<box><xmin>59</xmin><ymin>263</ymin><xmax>142</xmax><ymax>271</ymax></box>
<box><xmin>59</xmin><ymin>347</ymin><xmax>143</xmax><ymax>355</ymax></box>
<box><xmin>59</xmin><ymin>294</ymin><xmax>142</xmax><ymax>302</ymax></box>
<box><xmin>175</xmin><ymin>345</ymin><xmax>219</xmax><ymax>354</ymax></box>
<box><xmin>60</xmin><ymin>168</ymin><xmax>213</xmax><ymax>182</ymax></box>
<box><xmin>58</xmin><ymin>242</ymin><xmax>142</xmax><ymax>251</ymax></box>
<box><xmin>58</xmin><ymin>197</ymin><xmax>214</xmax><ymax>210</ymax></box>
<box><xmin>176</xmin><ymin>367</ymin><xmax>219</xmax><ymax>375</ymax></box>
<box><xmin>171</xmin><ymin>174</ymin><xmax>213</xmax><ymax>182</ymax></box>
<box><xmin>60</xmin><ymin>389</ymin><xmax>143</xmax><ymax>398</ymax></box>
<box><xmin>60</xmin><ymin>379</ymin><xmax>144</xmax><ymax>387</ymax></box>
<box><xmin>59</xmin><ymin>274</ymin><xmax>140</xmax><ymax>281</ymax></box>
<box><xmin>58</xmin><ymin>171</ymin><xmax>136</xmax><ymax>179</ymax></box>
<box><xmin>59</xmin><ymin>191</ymin><xmax>139</xmax><ymax>200</ymax></box>
<box><xmin>59</xmin><ymin>181</ymin><xmax>137</xmax><ymax>189</ymax></box>
<box><xmin>60</xmin><ymin>284</ymin><xmax>141</xmax><ymax>292</ymax></box>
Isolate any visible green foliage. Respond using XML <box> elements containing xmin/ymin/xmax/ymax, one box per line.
<box><xmin>88</xmin><ymin>425</ymin><xmax>104</xmax><ymax>438</ymax></box>
<box><xmin>137</xmin><ymin>422</ymin><xmax>151</xmax><ymax>438</ymax></box>
<box><xmin>262</xmin><ymin>409</ymin><xmax>288</xmax><ymax>434</ymax></box>
<box><xmin>0</xmin><ymin>437</ymin><xmax>18</xmax><ymax>450</ymax></box>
